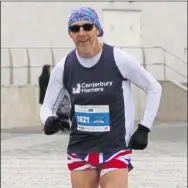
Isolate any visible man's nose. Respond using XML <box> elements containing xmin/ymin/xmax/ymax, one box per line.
<box><xmin>78</xmin><ymin>27</ymin><xmax>86</xmax><ymax>35</ymax></box>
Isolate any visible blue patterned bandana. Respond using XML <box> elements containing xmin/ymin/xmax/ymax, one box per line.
<box><xmin>68</xmin><ymin>6</ymin><xmax>104</xmax><ymax>37</ymax></box>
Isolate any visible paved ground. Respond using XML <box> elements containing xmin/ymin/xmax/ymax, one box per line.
<box><xmin>1</xmin><ymin>121</ymin><xmax>187</xmax><ymax>188</ymax></box>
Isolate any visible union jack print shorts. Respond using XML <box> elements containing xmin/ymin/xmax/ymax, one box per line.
<box><xmin>67</xmin><ymin>149</ymin><xmax>133</xmax><ymax>177</ymax></box>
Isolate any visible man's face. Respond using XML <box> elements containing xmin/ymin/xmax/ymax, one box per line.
<box><xmin>69</xmin><ymin>20</ymin><xmax>100</xmax><ymax>53</ymax></box>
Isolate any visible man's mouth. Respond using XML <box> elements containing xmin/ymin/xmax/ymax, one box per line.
<box><xmin>78</xmin><ymin>39</ymin><xmax>89</xmax><ymax>44</ymax></box>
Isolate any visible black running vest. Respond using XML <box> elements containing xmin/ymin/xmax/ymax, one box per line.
<box><xmin>64</xmin><ymin>43</ymin><xmax>127</xmax><ymax>153</ymax></box>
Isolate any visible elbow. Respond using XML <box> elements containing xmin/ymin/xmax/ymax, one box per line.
<box><xmin>152</xmin><ymin>81</ymin><xmax>162</xmax><ymax>101</ymax></box>
<box><xmin>155</xmin><ymin>81</ymin><xmax>162</xmax><ymax>93</ymax></box>
<box><xmin>147</xmin><ymin>80</ymin><xmax>162</xmax><ymax>97</ymax></box>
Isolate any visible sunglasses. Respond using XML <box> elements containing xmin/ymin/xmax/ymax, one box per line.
<box><xmin>69</xmin><ymin>23</ymin><xmax>94</xmax><ymax>33</ymax></box>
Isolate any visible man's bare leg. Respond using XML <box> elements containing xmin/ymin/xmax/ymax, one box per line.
<box><xmin>99</xmin><ymin>168</ymin><xmax>128</xmax><ymax>188</ymax></box>
<box><xmin>71</xmin><ymin>169</ymin><xmax>99</xmax><ymax>188</ymax></box>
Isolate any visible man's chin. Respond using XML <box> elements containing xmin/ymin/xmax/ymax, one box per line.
<box><xmin>78</xmin><ymin>46</ymin><xmax>92</xmax><ymax>53</ymax></box>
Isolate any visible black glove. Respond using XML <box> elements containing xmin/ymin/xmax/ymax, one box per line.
<box><xmin>58</xmin><ymin>114</ymin><xmax>70</xmax><ymax>132</ymax></box>
<box><xmin>59</xmin><ymin>119</ymin><xmax>70</xmax><ymax>132</ymax></box>
<box><xmin>44</xmin><ymin>116</ymin><xmax>62</xmax><ymax>135</ymax></box>
<box><xmin>128</xmin><ymin>124</ymin><xmax>150</xmax><ymax>150</ymax></box>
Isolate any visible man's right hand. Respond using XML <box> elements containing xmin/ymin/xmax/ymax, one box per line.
<box><xmin>44</xmin><ymin>116</ymin><xmax>62</xmax><ymax>135</ymax></box>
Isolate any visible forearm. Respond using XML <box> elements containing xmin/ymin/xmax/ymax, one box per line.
<box><xmin>40</xmin><ymin>58</ymin><xmax>66</xmax><ymax>125</ymax></box>
<box><xmin>140</xmin><ymin>81</ymin><xmax>162</xmax><ymax>129</ymax></box>
<box><xmin>40</xmin><ymin>104</ymin><xmax>54</xmax><ymax>125</ymax></box>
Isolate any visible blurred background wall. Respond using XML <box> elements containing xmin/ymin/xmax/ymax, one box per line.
<box><xmin>1</xmin><ymin>2</ymin><xmax>187</xmax><ymax>128</ymax></box>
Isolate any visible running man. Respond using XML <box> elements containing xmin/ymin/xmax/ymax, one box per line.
<box><xmin>40</xmin><ymin>6</ymin><xmax>162</xmax><ymax>188</ymax></box>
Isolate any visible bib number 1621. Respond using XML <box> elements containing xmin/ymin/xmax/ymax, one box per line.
<box><xmin>77</xmin><ymin>116</ymin><xmax>90</xmax><ymax>123</ymax></box>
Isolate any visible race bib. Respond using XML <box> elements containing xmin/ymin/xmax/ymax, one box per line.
<box><xmin>75</xmin><ymin>105</ymin><xmax>110</xmax><ymax>132</ymax></box>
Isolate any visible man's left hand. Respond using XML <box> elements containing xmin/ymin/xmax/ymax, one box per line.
<box><xmin>128</xmin><ymin>124</ymin><xmax>150</xmax><ymax>150</ymax></box>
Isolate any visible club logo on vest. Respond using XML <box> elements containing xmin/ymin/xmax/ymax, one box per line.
<box><xmin>72</xmin><ymin>81</ymin><xmax>113</xmax><ymax>94</ymax></box>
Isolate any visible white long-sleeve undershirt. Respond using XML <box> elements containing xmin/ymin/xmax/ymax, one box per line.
<box><xmin>40</xmin><ymin>46</ymin><xmax>162</xmax><ymax>130</ymax></box>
